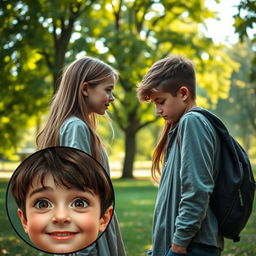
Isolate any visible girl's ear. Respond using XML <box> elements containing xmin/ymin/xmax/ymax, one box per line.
<box><xmin>17</xmin><ymin>209</ymin><xmax>29</xmax><ymax>234</ymax></box>
<box><xmin>179</xmin><ymin>86</ymin><xmax>189</xmax><ymax>101</ymax></box>
<box><xmin>99</xmin><ymin>206</ymin><xmax>113</xmax><ymax>233</ymax></box>
<box><xmin>81</xmin><ymin>82</ymin><xmax>89</xmax><ymax>96</ymax></box>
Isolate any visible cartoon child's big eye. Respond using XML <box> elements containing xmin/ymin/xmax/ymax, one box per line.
<box><xmin>71</xmin><ymin>198</ymin><xmax>89</xmax><ymax>208</ymax></box>
<box><xmin>34</xmin><ymin>199</ymin><xmax>52</xmax><ymax>209</ymax></box>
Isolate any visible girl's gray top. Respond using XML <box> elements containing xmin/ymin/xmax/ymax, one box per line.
<box><xmin>59</xmin><ymin>116</ymin><xmax>126</xmax><ymax>256</ymax></box>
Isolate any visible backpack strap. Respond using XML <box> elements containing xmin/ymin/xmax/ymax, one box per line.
<box><xmin>188</xmin><ymin>108</ymin><xmax>241</xmax><ymax>164</ymax></box>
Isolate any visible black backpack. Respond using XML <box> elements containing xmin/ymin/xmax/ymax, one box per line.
<box><xmin>189</xmin><ymin>108</ymin><xmax>255</xmax><ymax>242</ymax></box>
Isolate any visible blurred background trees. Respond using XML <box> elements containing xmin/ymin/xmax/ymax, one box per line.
<box><xmin>0</xmin><ymin>0</ymin><xmax>255</xmax><ymax>177</ymax></box>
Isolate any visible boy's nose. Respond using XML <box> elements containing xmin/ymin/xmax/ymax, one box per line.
<box><xmin>52</xmin><ymin>208</ymin><xmax>71</xmax><ymax>224</ymax></box>
<box><xmin>156</xmin><ymin>106</ymin><xmax>163</xmax><ymax>115</ymax></box>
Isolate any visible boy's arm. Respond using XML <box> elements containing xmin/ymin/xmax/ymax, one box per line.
<box><xmin>171</xmin><ymin>244</ymin><xmax>187</xmax><ymax>253</ymax></box>
<box><xmin>172</xmin><ymin>113</ymin><xmax>218</xmax><ymax>249</ymax></box>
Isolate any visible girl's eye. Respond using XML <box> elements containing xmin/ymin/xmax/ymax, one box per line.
<box><xmin>34</xmin><ymin>199</ymin><xmax>52</xmax><ymax>209</ymax></box>
<box><xmin>71</xmin><ymin>198</ymin><xmax>89</xmax><ymax>208</ymax></box>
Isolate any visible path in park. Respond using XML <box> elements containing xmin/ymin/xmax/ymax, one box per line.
<box><xmin>0</xmin><ymin>169</ymin><xmax>151</xmax><ymax>179</ymax></box>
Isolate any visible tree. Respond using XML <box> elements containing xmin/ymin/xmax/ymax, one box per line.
<box><xmin>1</xmin><ymin>0</ymin><xmax>237</xmax><ymax>178</ymax></box>
<box><xmin>234</xmin><ymin>0</ymin><xmax>256</xmax><ymax>81</ymax></box>
<box><xmin>0</xmin><ymin>0</ymin><xmax>97</xmax><ymax>157</ymax></box>
<box><xmin>83</xmin><ymin>0</ymin><xmax>236</xmax><ymax>178</ymax></box>
<box><xmin>214</xmin><ymin>40</ymin><xmax>256</xmax><ymax>151</ymax></box>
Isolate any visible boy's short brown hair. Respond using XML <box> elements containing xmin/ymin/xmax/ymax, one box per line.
<box><xmin>10</xmin><ymin>147</ymin><xmax>114</xmax><ymax>218</ymax></box>
<box><xmin>137</xmin><ymin>55</ymin><xmax>196</xmax><ymax>101</ymax></box>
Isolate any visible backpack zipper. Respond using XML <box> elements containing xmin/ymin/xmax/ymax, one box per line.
<box><xmin>238</xmin><ymin>189</ymin><xmax>244</xmax><ymax>207</ymax></box>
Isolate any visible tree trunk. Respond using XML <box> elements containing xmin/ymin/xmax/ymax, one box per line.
<box><xmin>121</xmin><ymin>128</ymin><xmax>136</xmax><ymax>179</ymax></box>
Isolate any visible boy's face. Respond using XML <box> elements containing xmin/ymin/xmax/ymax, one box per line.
<box><xmin>18</xmin><ymin>173</ymin><xmax>112</xmax><ymax>254</ymax></box>
<box><xmin>150</xmin><ymin>88</ymin><xmax>188</xmax><ymax>124</ymax></box>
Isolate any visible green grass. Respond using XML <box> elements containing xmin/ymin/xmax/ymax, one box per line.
<box><xmin>112</xmin><ymin>179</ymin><xmax>158</xmax><ymax>256</ymax></box>
<box><xmin>0</xmin><ymin>178</ymin><xmax>256</xmax><ymax>256</ymax></box>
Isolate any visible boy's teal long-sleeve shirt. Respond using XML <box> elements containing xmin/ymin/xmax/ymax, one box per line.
<box><xmin>151</xmin><ymin>108</ymin><xmax>224</xmax><ymax>256</ymax></box>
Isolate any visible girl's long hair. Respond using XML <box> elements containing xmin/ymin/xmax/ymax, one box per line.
<box><xmin>36</xmin><ymin>56</ymin><xmax>118</xmax><ymax>164</ymax></box>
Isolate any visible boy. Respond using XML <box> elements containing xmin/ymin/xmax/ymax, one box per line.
<box><xmin>137</xmin><ymin>55</ymin><xmax>223</xmax><ymax>256</ymax></box>
<box><xmin>8</xmin><ymin>146</ymin><xmax>114</xmax><ymax>254</ymax></box>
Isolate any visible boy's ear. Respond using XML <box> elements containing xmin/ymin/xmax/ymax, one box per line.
<box><xmin>17</xmin><ymin>209</ymin><xmax>29</xmax><ymax>234</ymax></box>
<box><xmin>99</xmin><ymin>206</ymin><xmax>113</xmax><ymax>233</ymax></box>
<box><xmin>81</xmin><ymin>82</ymin><xmax>89</xmax><ymax>96</ymax></box>
<box><xmin>179</xmin><ymin>86</ymin><xmax>189</xmax><ymax>100</ymax></box>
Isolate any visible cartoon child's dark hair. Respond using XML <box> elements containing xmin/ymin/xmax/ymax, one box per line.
<box><xmin>10</xmin><ymin>147</ymin><xmax>114</xmax><ymax>219</ymax></box>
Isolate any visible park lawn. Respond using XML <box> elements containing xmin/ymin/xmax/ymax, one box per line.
<box><xmin>0</xmin><ymin>178</ymin><xmax>256</xmax><ymax>256</ymax></box>
<box><xmin>112</xmin><ymin>179</ymin><xmax>158</xmax><ymax>256</ymax></box>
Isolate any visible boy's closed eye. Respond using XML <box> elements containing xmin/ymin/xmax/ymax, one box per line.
<box><xmin>157</xmin><ymin>99</ymin><xmax>165</xmax><ymax>105</ymax></box>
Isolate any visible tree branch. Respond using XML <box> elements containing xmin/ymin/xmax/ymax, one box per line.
<box><xmin>135</xmin><ymin>116</ymin><xmax>159</xmax><ymax>132</ymax></box>
<box><xmin>112</xmin><ymin>0</ymin><xmax>123</xmax><ymax>30</ymax></box>
<box><xmin>70</xmin><ymin>0</ymin><xmax>98</xmax><ymax>19</ymax></box>
<box><xmin>38</xmin><ymin>50</ymin><xmax>53</xmax><ymax>70</ymax></box>
<box><xmin>111</xmin><ymin>102</ymin><xmax>126</xmax><ymax>131</ymax></box>
<box><xmin>135</xmin><ymin>1</ymin><xmax>153</xmax><ymax>34</ymax></box>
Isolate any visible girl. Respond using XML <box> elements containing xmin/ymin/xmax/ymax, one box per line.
<box><xmin>36</xmin><ymin>56</ymin><xmax>126</xmax><ymax>256</ymax></box>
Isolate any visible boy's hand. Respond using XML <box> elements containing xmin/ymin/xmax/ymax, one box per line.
<box><xmin>171</xmin><ymin>244</ymin><xmax>187</xmax><ymax>253</ymax></box>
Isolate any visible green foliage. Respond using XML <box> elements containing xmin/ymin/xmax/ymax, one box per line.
<box><xmin>0</xmin><ymin>46</ymin><xmax>51</xmax><ymax>157</ymax></box>
<box><xmin>0</xmin><ymin>0</ymin><xmax>95</xmax><ymax>157</ymax></box>
<box><xmin>0</xmin><ymin>0</ymin><xmax>238</xmax><ymax>174</ymax></box>
<box><xmin>234</xmin><ymin>0</ymin><xmax>256</xmax><ymax>81</ymax></box>
<box><xmin>234</xmin><ymin>0</ymin><xmax>256</xmax><ymax>40</ymax></box>
<box><xmin>214</xmin><ymin>40</ymin><xmax>256</xmax><ymax>155</ymax></box>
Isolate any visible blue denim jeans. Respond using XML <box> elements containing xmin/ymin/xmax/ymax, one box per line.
<box><xmin>165</xmin><ymin>243</ymin><xmax>221</xmax><ymax>256</ymax></box>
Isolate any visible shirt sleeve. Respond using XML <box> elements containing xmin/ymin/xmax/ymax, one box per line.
<box><xmin>59</xmin><ymin>119</ymin><xmax>92</xmax><ymax>155</ymax></box>
<box><xmin>172</xmin><ymin>113</ymin><xmax>217</xmax><ymax>247</ymax></box>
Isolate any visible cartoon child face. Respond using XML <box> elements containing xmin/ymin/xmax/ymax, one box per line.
<box><xmin>18</xmin><ymin>173</ymin><xmax>112</xmax><ymax>254</ymax></box>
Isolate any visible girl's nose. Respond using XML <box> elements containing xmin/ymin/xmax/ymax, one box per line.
<box><xmin>51</xmin><ymin>208</ymin><xmax>71</xmax><ymax>224</ymax></box>
<box><xmin>109</xmin><ymin>93</ymin><xmax>115</xmax><ymax>102</ymax></box>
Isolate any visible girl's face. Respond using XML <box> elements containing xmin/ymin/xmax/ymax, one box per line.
<box><xmin>150</xmin><ymin>87</ymin><xmax>188</xmax><ymax>124</ymax></box>
<box><xmin>84</xmin><ymin>76</ymin><xmax>115</xmax><ymax>115</ymax></box>
<box><xmin>18</xmin><ymin>174</ymin><xmax>112</xmax><ymax>254</ymax></box>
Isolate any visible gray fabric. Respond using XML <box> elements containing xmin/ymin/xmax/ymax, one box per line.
<box><xmin>151</xmin><ymin>108</ymin><xmax>224</xmax><ymax>256</ymax></box>
<box><xmin>59</xmin><ymin>116</ymin><xmax>126</xmax><ymax>256</ymax></box>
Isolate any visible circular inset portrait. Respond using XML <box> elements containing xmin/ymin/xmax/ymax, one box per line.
<box><xmin>6</xmin><ymin>146</ymin><xmax>114</xmax><ymax>254</ymax></box>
